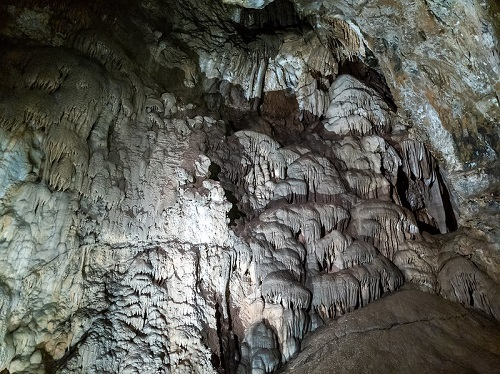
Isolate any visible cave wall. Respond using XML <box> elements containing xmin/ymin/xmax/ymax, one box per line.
<box><xmin>0</xmin><ymin>0</ymin><xmax>499</xmax><ymax>373</ymax></box>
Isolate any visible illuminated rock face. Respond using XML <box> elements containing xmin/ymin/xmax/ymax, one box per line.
<box><xmin>0</xmin><ymin>0</ymin><xmax>499</xmax><ymax>373</ymax></box>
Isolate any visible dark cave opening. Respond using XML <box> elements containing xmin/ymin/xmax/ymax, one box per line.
<box><xmin>232</xmin><ymin>0</ymin><xmax>313</xmax><ymax>42</ymax></box>
<box><xmin>436</xmin><ymin>168</ymin><xmax>458</xmax><ymax>232</ymax></box>
<box><xmin>338</xmin><ymin>58</ymin><xmax>397</xmax><ymax>112</ymax></box>
<box><xmin>395</xmin><ymin>165</ymin><xmax>457</xmax><ymax>234</ymax></box>
<box><xmin>225</xmin><ymin>189</ymin><xmax>247</xmax><ymax>226</ymax></box>
<box><xmin>209</xmin><ymin>161</ymin><xmax>246</xmax><ymax>225</ymax></box>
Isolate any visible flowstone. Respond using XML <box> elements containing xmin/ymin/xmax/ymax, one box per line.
<box><xmin>0</xmin><ymin>0</ymin><xmax>499</xmax><ymax>373</ymax></box>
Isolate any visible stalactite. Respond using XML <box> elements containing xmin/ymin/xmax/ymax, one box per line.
<box><xmin>323</xmin><ymin>75</ymin><xmax>393</xmax><ymax>136</ymax></box>
<box><xmin>261</xmin><ymin>271</ymin><xmax>311</xmax><ymax>309</ymax></box>
<box><xmin>0</xmin><ymin>2</ymin><xmax>497</xmax><ymax>371</ymax></box>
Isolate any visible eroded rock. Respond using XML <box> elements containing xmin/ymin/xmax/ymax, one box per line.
<box><xmin>0</xmin><ymin>0</ymin><xmax>498</xmax><ymax>373</ymax></box>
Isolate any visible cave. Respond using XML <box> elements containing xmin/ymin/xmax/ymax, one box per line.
<box><xmin>0</xmin><ymin>0</ymin><xmax>499</xmax><ymax>373</ymax></box>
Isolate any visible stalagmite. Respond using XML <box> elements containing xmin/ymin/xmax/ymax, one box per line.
<box><xmin>239</xmin><ymin>321</ymin><xmax>281</xmax><ymax>374</ymax></box>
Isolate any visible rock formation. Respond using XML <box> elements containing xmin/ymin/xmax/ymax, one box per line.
<box><xmin>280</xmin><ymin>290</ymin><xmax>500</xmax><ymax>374</ymax></box>
<box><xmin>0</xmin><ymin>0</ymin><xmax>499</xmax><ymax>373</ymax></box>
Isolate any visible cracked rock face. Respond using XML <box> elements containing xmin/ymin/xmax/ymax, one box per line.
<box><xmin>0</xmin><ymin>0</ymin><xmax>499</xmax><ymax>373</ymax></box>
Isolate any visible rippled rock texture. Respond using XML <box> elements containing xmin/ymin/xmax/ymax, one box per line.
<box><xmin>0</xmin><ymin>0</ymin><xmax>499</xmax><ymax>373</ymax></box>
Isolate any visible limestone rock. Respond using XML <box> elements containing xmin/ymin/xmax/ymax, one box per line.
<box><xmin>280</xmin><ymin>290</ymin><xmax>500</xmax><ymax>374</ymax></box>
<box><xmin>0</xmin><ymin>0</ymin><xmax>499</xmax><ymax>373</ymax></box>
<box><xmin>323</xmin><ymin>74</ymin><xmax>393</xmax><ymax>136</ymax></box>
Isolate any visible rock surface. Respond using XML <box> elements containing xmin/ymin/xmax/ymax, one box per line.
<box><xmin>279</xmin><ymin>289</ymin><xmax>500</xmax><ymax>374</ymax></box>
<box><xmin>0</xmin><ymin>0</ymin><xmax>498</xmax><ymax>373</ymax></box>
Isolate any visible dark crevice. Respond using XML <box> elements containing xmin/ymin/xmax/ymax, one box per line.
<box><xmin>224</xmin><ymin>189</ymin><xmax>247</xmax><ymax>226</ymax></box>
<box><xmin>209</xmin><ymin>162</ymin><xmax>222</xmax><ymax>181</ymax></box>
<box><xmin>338</xmin><ymin>58</ymin><xmax>397</xmax><ymax>111</ymax></box>
<box><xmin>417</xmin><ymin>219</ymin><xmax>441</xmax><ymax>235</ymax></box>
<box><xmin>436</xmin><ymin>168</ymin><xmax>458</xmax><ymax>232</ymax></box>
<box><xmin>213</xmin><ymin>301</ymin><xmax>224</xmax><ymax>372</ymax></box>
<box><xmin>395</xmin><ymin>164</ymin><xmax>457</xmax><ymax>234</ymax></box>
<box><xmin>44</xmin><ymin>329</ymin><xmax>93</xmax><ymax>373</ymax></box>
<box><xmin>232</xmin><ymin>0</ymin><xmax>313</xmax><ymax>42</ymax></box>
<box><xmin>396</xmin><ymin>166</ymin><xmax>411</xmax><ymax>211</ymax></box>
